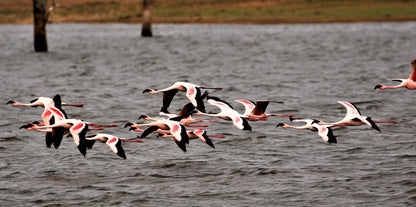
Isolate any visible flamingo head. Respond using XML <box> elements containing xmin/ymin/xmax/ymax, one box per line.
<box><xmin>374</xmin><ymin>85</ymin><xmax>383</xmax><ymax>90</ymax></box>
<box><xmin>138</xmin><ymin>115</ymin><xmax>149</xmax><ymax>120</ymax></box>
<box><xmin>312</xmin><ymin>119</ymin><xmax>321</xmax><ymax>124</ymax></box>
<box><xmin>20</xmin><ymin>124</ymin><xmax>35</xmax><ymax>129</ymax></box>
<box><xmin>124</xmin><ymin>122</ymin><xmax>134</xmax><ymax>128</ymax></box>
<box><xmin>276</xmin><ymin>123</ymin><xmax>285</xmax><ymax>128</ymax></box>
<box><xmin>142</xmin><ymin>89</ymin><xmax>154</xmax><ymax>94</ymax></box>
<box><xmin>129</xmin><ymin>127</ymin><xmax>138</xmax><ymax>131</ymax></box>
<box><xmin>191</xmin><ymin>110</ymin><xmax>203</xmax><ymax>116</ymax></box>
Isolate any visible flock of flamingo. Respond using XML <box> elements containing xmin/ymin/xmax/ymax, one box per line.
<box><xmin>7</xmin><ymin>58</ymin><xmax>416</xmax><ymax>159</ymax></box>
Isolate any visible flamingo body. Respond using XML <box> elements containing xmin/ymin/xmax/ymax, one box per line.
<box><xmin>86</xmin><ymin>134</ymin><xmax>127</xmax><ymax>159</ymax></box>
<box><xmin>319</xmin><ymin>101</ymin><xmax>381</xmax><ymax>132</ymax></box>
<box><xmin>188</xmin><ymin>128</ymin><xmax>215</xmax><ymax>148</ymax></box>
<box><xmin>9</xmin><ymin>95</ymin><xmax>69</xmax><ymax>148</ymax></box>
<box><xmin>195</xmin><ymin>96</ymin><xmax>252</xmax><ymax>131</ymax></box>
<box><xmin>143</xmin><ymin>82</ymin><xmax>216</xmax><ymax>113</ymax></box>
<box><xmin>138</xmin><ymin>119</ymin><xmax>189</xmax><ymax>152</ymax></box>
<box><xmin>34</xmin><ymin>119</ymin><xmax>89</xmax><ymax>156</ymax></box>
<box><xmin>277</xmin><ymin>118</ymin><xmax>337</xmax><ymax>143</ymax></box>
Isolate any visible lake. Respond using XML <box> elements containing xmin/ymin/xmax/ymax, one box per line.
<box><xmin>0</xmin><ymin>22</ymin><xmax>415</xmax><ymax>206</ymax></box>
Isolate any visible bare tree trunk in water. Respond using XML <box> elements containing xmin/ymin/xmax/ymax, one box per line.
<box><xmin>141</xmin><ymin>0</ymin><xmax>153</xmax><ymax>37</ymax></box>
<box><xmin>33</xmin><ymin>0</ymin><xmax>48</xmax><ymax>52</ymax></box>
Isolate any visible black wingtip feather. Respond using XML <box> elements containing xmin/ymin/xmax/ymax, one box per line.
<box><xmin>367</xmin><ymin>117</ymin><xmax>381</xmax><ymax>133</ymax></box>
<box><xmin>140</xmin><ymin>126</ymin><xmax>160</xmax><ymax>138</ymax></box>
<box><xmin>327</xmin><ymin>128</ymin><xmax>337</xmax><ymax>144</ymax></box>
<box><xmin>204</xmin><ymin>135</ymin><xmax>215</xmax><ymax>149</ymax></box>
<box><xmin>174</xmin><ymin>139</ymin><xmax>187</xmax><ymax>152</ymax></box>
<box><xmin>45</xmin><ymin>132</ymin><xmax>53</xmax><ymax>148</ymax></box>
<box><xmin>116</xmin><ymin>141</ymin><xmax>127</xmax><ymax>159</ymax></box>
<box><xmin>242</xmin><ymin>118</ymin><xmax>252</xmax><ymax>131</ymax></box>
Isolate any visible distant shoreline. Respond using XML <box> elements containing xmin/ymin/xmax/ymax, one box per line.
<box><xmin>2</xmin><ymin>0</ymin><xmax>416</xmax><ymax>25</ymax></box>
<box><xmin>4</xmin><ymin>17</ymin><xmax>416</xmax><ymax>25</ymax></box>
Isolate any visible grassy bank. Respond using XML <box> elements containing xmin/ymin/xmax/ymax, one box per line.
<box><xmin>1</xmin><ymin>0</ymin><xmax>416</xmax><ymax>24</ymax></box>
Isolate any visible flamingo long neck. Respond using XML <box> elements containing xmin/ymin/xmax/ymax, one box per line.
<box><xmin>12</xmin><ymin>102</ymin><xmax>40</xmax><ymax>107</ymax></box>
<box><xmin>36</xmin><ymin>120</ymin><xmax>71</xmax><ymax>129</ymax></box>
<box><xmin>120</xmin><ymin>138</ymin><xmax>144</xmax><ymax>143</ymax></box>
<box><xmin>138</xmin><ymin>121</ymin><xmax>169</xmax><ymax>130</ymax></box>
<box><xmin>318</xmin><ymin>120</ymin><xmax>342</xmax><ymax>126</ymax></box>
<box><xmin>381</xmin><ymin>85</ymin><xmax>405</xmax><ymax>89</ymax></box>
<box><xmin>31</xmin><ymin>128</ymin><xmax>53</xmax><ymax>133</ymax></box>
<box><xmin>197</xmin><ymin>111</ymin><xmax>229</xmax><ymax>120</ymax></box>
<box><xmin>283</xmin><ymin>124</ymin><xmax>310</xmax><ymax>130</ymax></box>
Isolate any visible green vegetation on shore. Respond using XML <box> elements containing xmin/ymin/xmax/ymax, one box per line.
<box><xmin>1</xmin><ymin>0</ymin><xmax>416</xmax><ymax>24</ymax></box>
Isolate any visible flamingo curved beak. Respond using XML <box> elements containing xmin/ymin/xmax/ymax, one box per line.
<box><xmin>374</xmin><ymin>85</ymin><xmax>382</xmax><ymax>90</ymax></box>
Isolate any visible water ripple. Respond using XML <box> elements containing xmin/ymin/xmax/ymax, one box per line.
<box><xmin>1</xmin><ymin>22</ymin><xmax>416</xmax><ymax>206</ymax></box>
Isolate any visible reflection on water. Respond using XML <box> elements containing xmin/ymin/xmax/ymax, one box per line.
<box><xmin>1</xmin><ymin>22</ymin><xmax>415</xmax><ymax>206</ymax></box>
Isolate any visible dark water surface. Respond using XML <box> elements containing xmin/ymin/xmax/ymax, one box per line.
<box><xmin>1</xmin><ymin>22</ymin><xmax>415</xmax><ymax>206</ymax></box>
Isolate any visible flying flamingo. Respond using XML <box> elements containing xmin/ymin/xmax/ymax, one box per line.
<box><xmin>7</xmin><ymin>95</ymin><xmax>69</xmax><ymax>125</ymax></box>
<box><xmin>8</xmin><ymin>95</ymin><xmax>70</xmax><ymax>148</ymax></box>
<box><xmin>85</xmin><ymin>134</ymin><xmax>144</xmax><ymax>159</ymax></box>
<box><xmin>276</xmin><ymin>118</ymin><xmax>337</xmax><ymax>144</ymax></box>
<box><xmin>159</xmin><ymin>128</ymin><xmax>218</xmax><ymax>148</ymax></box>
<box><xmin>135</xmin><ymin>119</ymin><xmax>189</xmax><ymax>152</ymax></box>
<box><xmin>234</xmin><ymin>99</ymin><xmax>293</xmax><ymax>121</ymax></box>
<box><xmin>8</xmin><ymin>94</ymin><xmax>116</xmax><ymax>130</ymax></box>
<box><xmin>136</xmin><ymin>101</ymin><xmax>216</xmax><ymax>127</ymax></box>
<box><xmin>158</xmin><ymin>102</ymin><xmax>219</xmax><ymax>125</ymax></box>
<box><xmin>7</xmin><ymin>95</ymin><xmax>84</xmax><ymax>108</ymax></box>
<box><xmin>21</xmin><ymin>121</ymin><xmax>105</xmax><ymax>132</ymax></box>
<box><xmin>9</xmin><ymin>95</ymin><xmax>111</xmax><ymax>148</ymax></box>
<box><xmin>193</xmin><ymin>96</ymin><xmax>252</xmax><ymax>131</ymax></box>
<box><xmin>7</xmin><ymin>95</ymin><xmax>116</xmax><ymax>129</ymax></box>
<box><xmin>132</xmin><ymin>113</ymin><xmax>209</xmax><ymax>128</ymax></box>
<box><xmin>125</xmin><ymin>118</ymin><xmax>206</xmax><ymax>131</ymax></box>
<box><xmin>128</xmin><ymin>126</ymin><xmax>224</xmax><ymax>149</ymax></box>
<box><xmin>374</xmin><ymin>58</ymin><xmax>416</xmax><ymax>90</ymax></box>
<box><xmin>183</xmin><ymin>128</ymin><xmax>224</xmax><ymax>148</ymax></box>
<box><xmin>318</xmin><ymin>101</ymin><xmax>394</xmax><ymax>132</ymax></box>
<box><xmin>143</xmin><ymin>81</ymin><xmax>222</xmax><ymax>113</ymax></box>
<box><xmin>32</xmin><ymin>119</ymin><xmax>90</xmax><ymax>157</ymax></box>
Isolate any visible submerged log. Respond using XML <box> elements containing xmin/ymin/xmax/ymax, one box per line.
<box><xmin>141</xmin><ymin>0</ymin><xmax>154</xmax><ymax>37</ymax></box>
<box><xmin>33</xmin><ymin>0</ymin><xmax>49</xmax><ymax>52</ymax></box>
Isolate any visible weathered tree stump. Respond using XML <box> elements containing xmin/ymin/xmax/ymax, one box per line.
<box><xmin>141</xmin><ymin>0</ymin><xmax>154</xmax><ymax>37</ymax></box>
<box><xmin>33</xmin><ymin>0</ymin><xmax>49</xmax><ymax>52</ymax></box>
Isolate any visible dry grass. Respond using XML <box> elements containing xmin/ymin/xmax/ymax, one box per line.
<box><xmin>1</xmin><ymin>0</ymin><xmax>416</xmax><ymax>24</ymax></box>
